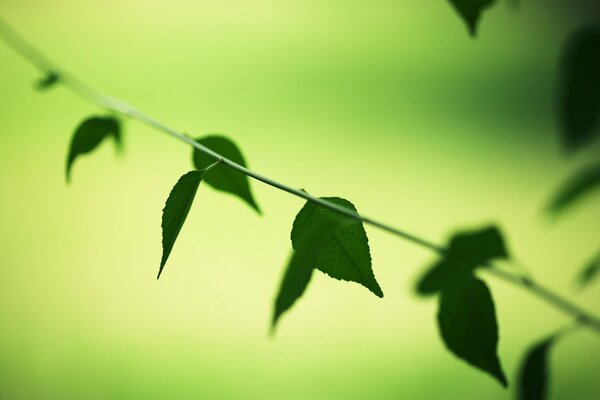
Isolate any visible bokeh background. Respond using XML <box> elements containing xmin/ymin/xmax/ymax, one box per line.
<box><xmin>1</xmin><ymin>1</ymin><xmax>600</xmax><ymax>398</ymax></box>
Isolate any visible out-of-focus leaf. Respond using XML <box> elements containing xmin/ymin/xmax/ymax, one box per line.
<box><xmin>578</xmin><ymin>250</ymin><xmax>600</xmax><ymax>288</ymax></box>
<box><xmin>66</xmin><ymin>116</ymin><xmax>121</xmax><ymax>182</ymax></box>
<box><xmin>559</xmin><ymin>25</ymin><xmax>600</xmax><ymax>152</ymax></box>
<box><xmin>438</xmin><ymin>276</ymin><xmax>507</xmax><ymax>387</ymax></box>
<box><xmin>35</xmin><ymin>72</ymin><xmax>59</xmax><ymax>90</ymax></box>
<box><xmin>291</xmin><ymin>197</ymin><xmax>383</xmax><ymax>298</ymax></box>
<box><xmin>159</xmin><ymin>170</ymin><xmax>204</xmax><ymax>279</ymax></box>
<box><xmin>272</xmin><ymin>216</ymin><xmax>341</xmax><ymax>331</ymax></box>
<box><xmin>547</xmin><ymin>163</ymin><xmax>600</xmax><ymax>214</ymax></box>
<box><xmin>517</xmin><ymin>337</ymin><xmax>555</xmax><ymax>400</ymax></box>
<box><xmin>193</xmin><ymin>135</ymin><xmax>260</xmax><ymax>214</ymax></box>
<box><xmin>417</xmin><ymin>226</ymin><xmax>509</xmax><ymax>295</ymax></box>
<box><xmin>447</xmin><ymin>0</ymin><xmax>498</xmax><ymax>36</ymax></box>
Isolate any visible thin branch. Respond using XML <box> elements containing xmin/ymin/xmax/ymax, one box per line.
<box><xmin>2</xmin><ymin>17</ymin><xmax>600</xmax><ymax>335</ymax></box>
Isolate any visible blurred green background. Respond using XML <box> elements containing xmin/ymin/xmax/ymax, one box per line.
<box><xmin>1</xmin><ymin>0</ymin><xmax>600</xmax><ymax>398</ymax></box>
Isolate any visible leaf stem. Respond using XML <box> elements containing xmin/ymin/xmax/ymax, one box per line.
<box><xmin>2</xmin><ymin>18</ymin><xmax>599</xmax><ymax>336</ymax></box>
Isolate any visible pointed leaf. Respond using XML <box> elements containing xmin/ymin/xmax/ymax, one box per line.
<box><xmin>417</xmin><ymin>226</ymin><xmax>509</xmax><ymax>295</ymax></box>
<box><xmin>438</xmin><ymin>277</ymin><xmax>507</xmax><ymax>387</ymax></box>
<box><xmin>159</xmin><ymin>170</ymin><xmax>204</xmax><ymax>279</ymax></box>
<box><xmin>547</xmin><ymin>163</ymin><xmax>600</xmax><ymax>214</ymax></box>
<box><xmin>35</xmin><ymin>72</ymin><xmax>59</xmax><ymax>90</ymax></box>
<box><xmin>578</xmin><ymin>250</ymin><xmax>600</xmax><ymax>288</ymax></box>
<box><xmin>559</xmin><ymin>26</ymin><xmax>600</xmax><ymax>152</ymax></box>
<box><xmin>447</xmin><ymin>0</ymin><xmax>497</xmax><ymax>36</ymax></box>
<box><xmin>291</xmin><ymin>197</ymin><xmax>383</xmax><ymax>298</ymax></box>
<box><xmin>517</xmin><ymin>338</ymin><xmax>554</xmax><ymax>400</ymax></box>
<box><xmin>272</xmin><ymin>216</ymin><xmax>341</xmax><ymax>330</ymax></box>
<box><xmin>66</xmin><ymin>116</ymin><xmax>121</xmax><ymax>182</ymax></box>
<box><xmin>192</xmin><ymin>135</ymin><xmax>260</xmax><ymax>213</ymax></box>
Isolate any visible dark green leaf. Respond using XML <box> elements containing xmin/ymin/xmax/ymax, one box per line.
<box><xmin>272</xmin><ymin>216</ymin><xmax>342</xmax><ymax>331</ymax></box>
<box><xmin>517</xmin><ymin>338</ymin><xmax>554</xmax><ymax>400</ymax></box>
<box><xmin>447</xmin><ymin>0</ymin><xmax>497</xmax><ymax>36</ymax></box>
<box><xmin>192</xmin><ymin>135</ymin><xmax>260</xmax><ymax>213</ymax></box>
<box><xmin>291</xmin><ymin>197</ymin><xmax>383</xmax><ymax>298</ymax></box>
<box><xmin>438</xmin><ymin>276</ymin><xmax>507</xmax><ymax>387</ymax></box>
<box><xmin>547</xmin><ymin>163</ymin><xmax>600</xmax><ymax>214</ymax></box>
<box><xmin>578</xmin><ymin>250</ymin><xmax>600</xmax><ymax>288</ymax></box>
<box><xmin>159</xmin><ymin>170</ymin><xmax>204</xmax><ymax>279</ymax></box>
<box><xmin>35</xmin><ymin>72</ymin><xmax>59</xmax><ymax>90</ymax></box>
<box><xmin>417</xmin><ymin>226</ymin><xmax>509</xmax><ymax>295</ymax></box>
<box><xmin>559</xmin><ymin>26</ymin><xmax>600</xmax><ymax>152</ymax></box>
<box><xmin>66</xmin><ymin>116</ymin><xmax>121</xmax><ymax>182</ymax></box>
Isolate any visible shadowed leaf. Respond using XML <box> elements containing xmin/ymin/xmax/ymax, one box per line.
<box><xmin>447</xmin><ymin>0</ymin><xmax>497</xmax><ymax>36</ymax></box>
<box><xmin>193</xmin><ymin>135</ymin><xmax>260</xmax><ymax>213</ymax></box>
<box><xmin>547</xmin><ymin>163</ymin><xmax>600</xmax><ymax>214</ymax></box>
<box><xmin>291</xmin><ymin>197</ymin><xmax>383</xmax><ymax>298</ymax></box>
<box><xmin>517</xmin><ymin>338</ymin><xmax>555</xmax><ymax>400</ymax></box>
<box><xmin>578</xmin><ymin>250</ymin><xmax>600</xmax><ymax>288</ymax></box>
<box><xmin>159</xmin><ymin>170</ymin><xmax>204</xmax><ymax>279</ymax></box>
<box><xmin>35</xmin><ymin>72</ymin><xmax>59</xmax><ymax>90</ymax></box>
<box><xmin>559</xmin><ymin>25</ymin><xmax>600</xmax><ymax>152</ymax></box>
<box><xmin>272</xmin><ymin>216</ymin><xmax>341</xmax><ymax>331</ymax></box>
<box><xmin>417</xmin><ymin>226</ymin><xmax>509</xmax><ymax>295</ymax></box>
<box><xmin>438</xmin><ymin>276</ymin><xmax>507</xmax><ymax>387</ymax></box>
<box><xmin>66</xmin><ymin>116</ymin><xmax>121</xmax><ymax>182</ymax></box>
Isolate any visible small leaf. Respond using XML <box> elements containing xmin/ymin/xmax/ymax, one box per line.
<box><xmin>417</xmin><ymin>226</ymin><xmax>509</xmax><ymax>295</ymax></box>
<box><xmin>272</xmin><ymin>215</ymin><xmax>341</xmax><ymax>330</ymax></box>
<box><xmin>438</xmin><ymin>276</ymin><xmax>507</xmax><ymax>387</ymax></box>
<box><xmin>192</xmin><ymin>135</ymin><xmax>260</xmax><ymax>213</ymax></box>
<box><xmin>35</xmin><ymin>72</ymin><xmax>59</xmax><ymax>90</ymax></box>
<box><xmin>159</xmin><ymin>170</ymin><xmax>204</xmax><ymax>279</ymax></box>
<box><xmin>517</xmin><ymin>338</ymin><xmax>554</xmax><ymax>400</ymax></box>
<box><xmin>578</xmin><ymin>250</ymin><xmax>600</xmax><ymax>288</ymax></box>
<box><xmin>547</xmin><ymin>163</ymin><xmax>600</xmax><ymax>214</ymax></box>
<box><xmin>66</xmin><ymin>116</ymin><xmax>121</xmax><ymax>182</ymax></box>
<box><xmin>447</xmin><ymin>0</ymin><xmax>498</xmax><ymax>36</ymax></box>
<box><xmin>291</xmin><ymin>197</ymin><xmax>383</xmax><ymax>298</ymax></box>
<box><xmin>559</xmin><ymin>25</ymin><xmax>600</xmax><ymax>152</ymax></box>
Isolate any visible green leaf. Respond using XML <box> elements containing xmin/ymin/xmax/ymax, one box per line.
<box><xmin>438</xmin><ymin>276</ymin><xmax>507</xmax><ymax>387</ymax></box>
<box><xmin>159</xmin><ymin>170</ymin><xmax>204</xmax><ymax>279</ymax></box>
<box><xmin>35</xmin><ymin>72</ymin><xmax>59</xmax><ymax>90</ymax></box>
<box><xmin>66</xmin><ymin>116</ymin><xmax>122</xmax><ymax>182</ymax></box>
<box><xmin>447</xmin><ymin>0</ymin><xmax>497</xmax><ymax>36</ymax></box>
<box><xmin>272</xmin><ymin>215</ymin><xmax>342</xmax><ymax>331</ymax></box>
<box><xmin>517</xmin><ymin>338</ymin><xmax>554</xmax><ymax>400</ymax></box>
<box><xmin>291</xmin><ymin>197</ymin><xmax>383</xmax><ymax>298</ymax></box>
<box><xmin>559</xmin><ymin>26</ymin><xmax>600</xmax><ymax>152</ymax></box>
<box><xmin>192</xmin><ymin>135</ymin><xmax>260</xmax><ymax>213</ymax></box>
<box><xmin>417</xmin><ymin>226</ymin><xmax>509</xmax><ymax>295</ymax></box>
<box><xmin>547</xmin><ymin>163</ymin><xmax>600</xmax><ymax>215</ymax></box>
<box><xmin>578</xmin><ymin>250</ymin><xmax>600</xmax><ymax>288</ymax></box>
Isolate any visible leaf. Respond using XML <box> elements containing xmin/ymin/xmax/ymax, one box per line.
<box><xmin>578</xmin><ymin>250</ymin><xmax>600</xmax><ymax>288</ymax></box>
<box><xmin>417</xmin><ymin>226</ymin><xmax>509</xmax><ymax>295</ymax></box>
<box><xmin>291</xmin><ymin>197</ymin><xmax>383</xmax><ymax>298</ymax></box>
<box><xmin>192</xmin><ymin>135</ymin><xmax>260</xmax><ymax>213</ymax></box>
<box><xmin>559</xmin><ymin>26</ymin><xmax>600</xmax><ymax>152</ymax></box>
<box><xmin>438</xmin><ymin>276</ymin><xmax>507</xmax><ymax>387</ymax></box>
<box><xmin>35</xmin><ymin>72</ymin><xmax>59</xmax><ymax>90</ymax></box>
<box><xmin>272</xmin><ymin>215</ymin><xmax>342</xmax><ymax>331</ymax></box>
<box><xmin>66</xmin><ymin>116</ymin><xmax>122</xmax><ymax>182</ymax></box>
<box><xmin>517</xmin><ymin>338</ymin><xmax>554</xmax><ymax>400</ymax></box>
<box><xmin>447</xmin><ymin>0</ymin><xmax>498</xmax><ymax>36</ymax></box>
<box><xmin>159</xmin><ymin>170</ymin><xmax>204</xmax><ymax>279</ymax></box>
<box><xmin>547</xmin><ymin>163</ymin><xmax>600</xmax><ymax>215</ymax></box>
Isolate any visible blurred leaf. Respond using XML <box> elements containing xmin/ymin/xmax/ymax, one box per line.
<box><xmin>35</xmin><ymin>72</ymin><xmax>59</xmax><ymax>90</ymax></box>
<box><xmin>66</xmin><ymin>116</ymin><xmax>121</xmax><ymax>182</ymax></box>
<box><xmin>291</xmin><ymin>197</ymin><xmax>383</xmax><ymax>298</ymax></box>
<box><xmin>547</xmin><ymin>163</ymin><xmax>600</xmax><ymax>214</ymax></box>
<box><xmin>438</xmin><ymin>276</ymin><xmax>507</xmax><ymax>387</ymax></box>
<box><xmin>517</xmin><ymin>337</ymin><xmax>554</xmax><ymax>400</ymax></box>
<box><xmin>272</xmin><ymin>215</ymin><xmax>341</xmax><ymax>331</ymax></box>
<box><xmin>417</xmin><ymin>226</ymin><xmax>509</xmax><ymax>295</ymax></box>
<box><xmin>193</xmin><ymin>135</ymin><xmax>260</xmax><ymax>214</ymax></box>
<box><xmin>559</xmin><ymin>26</ymin><xmax>600</xmax><ymax>152</ymax></box>
<box><xmin>159</xmin><ymin>170</ymin><xmax>204</xmax><ymax>279</ymax></box>
<box><xmin>447</xmin><ymin>0</ymin><xmax>497</xmax><ymax>36</ymax></box>
<box><xmin>578</xmin><ymin>250</ymin><xmax>600</xmax><ymax>288</ymax></box>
